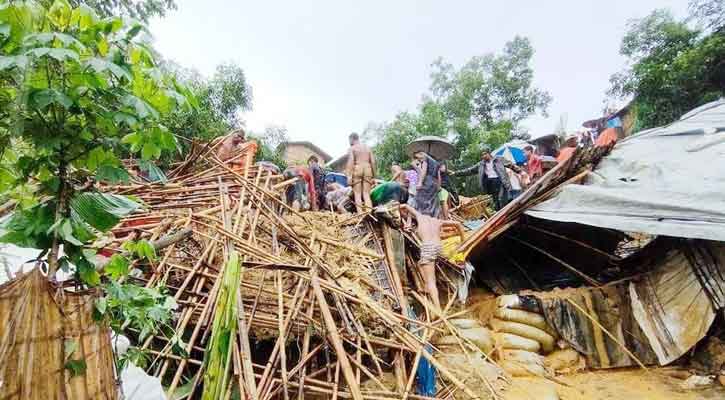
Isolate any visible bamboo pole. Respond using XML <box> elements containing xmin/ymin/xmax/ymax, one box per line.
<box><xmin>310</xmin><ymin>271</ymin><xmax>364</xmax><ymax>400</ymax></box>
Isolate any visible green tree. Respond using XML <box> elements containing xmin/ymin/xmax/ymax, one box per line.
<box><xmin>372</xmin><ymin>111</ymin><xmax>420</xmax><ymax>179</ymax></box>
<box><xmin>0</xmin><ymin>0</ymin><xmax>191</xmax><ymax>282</ymax></box>
<box><xmin>372</xmin><ymin>37</ymin><xmax>551</xmax><ymax>193</ymax></box>
<box><xmin>66</xmin><ymin>0</ymin><xmax>177</xmax><ymax>23</ymax></box>
<box><xmin>250</xmin><ymin>124</ymin><xmax>289</xmax><ymax>169</ymax></box>
<box><xmin>609</xmin><ymin>9</ymin><xmax>725</xmax><ymax>130</ymax></box>
<box><xmin>160</xmin><ymin>61</ymin><xmax>252</xmax><ymax>157</ymax></box>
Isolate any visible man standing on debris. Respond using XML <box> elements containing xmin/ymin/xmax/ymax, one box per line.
<box><xmin>308</xmin><ymin>155</ymin><xmax>325</xmax><ymax>210</ymax></box>
<box><xmin>398</xmin><ymin>204</ymin><xmax>465</xmax><ymax>309</ymax></box>
<box><xmin>346</xmin><ymin>132</ymin><xmax>376</xmax><ymax>212</ymax></box>
<box><xmin>452</xmin><ymin>146</ymin><xmax>511</xmax><ymax>211</ymax></box>
<box><xmin>524</xmin><ymin>145</ymin><xmax>543</xmax><ymax>182</ymax></box>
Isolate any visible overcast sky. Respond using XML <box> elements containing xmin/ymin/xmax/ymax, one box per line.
<box><xmin>151</xmin><ymin>0</ymin><xmax>689</xmax><ymax>157</ymax></box>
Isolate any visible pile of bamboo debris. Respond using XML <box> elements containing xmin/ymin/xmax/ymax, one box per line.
<box><xmin>105</xmin><ymin>148</ymin><xmax>505</xmax><ymax>400</ymax></box>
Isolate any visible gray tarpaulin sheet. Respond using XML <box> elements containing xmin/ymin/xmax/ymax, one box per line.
<box><xmin>527</xmin><ymin>99</ymin><xmax>725</xmax><ymax>240</ymax></box>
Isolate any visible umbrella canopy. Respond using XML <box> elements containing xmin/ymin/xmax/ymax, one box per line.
<box><xmin>406</xmin><ymin>136</ymin><xmax>455</xmax><ymax>161</ymax></box>
<box><xmin>493</xmin><ymin>144</ymin><xmax>527</xmax><ymax>164</ymax></box>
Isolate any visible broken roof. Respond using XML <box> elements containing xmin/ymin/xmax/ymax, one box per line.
<box><xmin>528</xmin><ymin>99</ymin><xmax>725</xmax><ymax>241</ymax></box>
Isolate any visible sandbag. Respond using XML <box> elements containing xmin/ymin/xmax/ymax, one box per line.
<box><xmin>501</xmin><ymin>349</ymin><xmax>545</xmax><ymax>365</ymax></box>
<box><xmin>494</xmin><ymin>307</ymin><xmax>547</xmax><ymax>331</ymax></box>
<box><xmin>499</xmin><ymin>350</ymin><xmax>549</xmax><ymax>378</ymax></box>
<box><xmin>497</xmin><ymin>333</ymin><xmax>541</xmax><ymax>353</ymax></box>
<box><xmin>499</xmin><ymin>360</ymin><xmax>547</xmax><ymax>377</ymax></box>
<box><xmin>497</xmin><ymin>295</ymin><xmax>522</xmax><ymax>309</ymax></box>
<box><xmin>450</xmin><ymin>318</ymin><xmax>480</xmax><ymax>330</ymax></box>
<box><xmin>491</xmin><ymin>318</ymin><xmax>555</xmax><ymax>353</ymax></box>
<box><xmin>461</xmin><ymin>327</ymin><xmax>494</xmax><ymax>354</ymax></box>
<box><xmin>496</xmin><ymin>294</ymin><xmax>541</xmax><ymax>312</ymax></box>
<box><xmin>435</xmin><ymin>327</ymin><xmax>494</xmax><ymax>354</ymax></box>
<box><xmin>544</xmin><ymin>348</ymin><xmax>583</xmax><ymax>373</ymax></box>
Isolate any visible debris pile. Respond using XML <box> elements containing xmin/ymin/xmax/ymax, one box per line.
<box><xmin>105</xmin><ymin>147</ymin><xmax>505</xmax><ymax>399</ymax></box>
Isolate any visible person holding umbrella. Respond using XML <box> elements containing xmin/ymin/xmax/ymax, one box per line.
<box><xmin>411</xmin><ymin>151</ymin><xmax>441</xmax><ymax>217</ymax></box>
<box><xmin>406</xmin><ymin>136</ymin><xmax>456</xmax><ymax>217</ymax></box>
<box><xmin>452</xmin><ymin>145</ymin><xmax>511</xmax><ymax>211</ymax></box>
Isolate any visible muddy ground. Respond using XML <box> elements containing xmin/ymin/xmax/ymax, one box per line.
<box><xmin>504</xmin><ymin>369</ymin><xmax>725</xmax><ymax>400</ymax></box>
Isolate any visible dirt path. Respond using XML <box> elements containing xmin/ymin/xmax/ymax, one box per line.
<box><xmin>504</xmin><ymin>369</ymin><xmax>725</xmax><ymax>400</ymax></box>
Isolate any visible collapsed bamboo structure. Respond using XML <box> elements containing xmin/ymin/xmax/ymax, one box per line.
<box><xmin>105</xmin><ymin>143</ymin><xmax>506</xmax><ymax>399</ymax></box>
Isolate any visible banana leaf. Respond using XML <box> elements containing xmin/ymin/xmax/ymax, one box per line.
<box><xmin>139</xmin><ymin>160</ymin><xmax>168</xmax><ymax>184</ymax></box>
<box><xmin>202</xmin><ymin>251</ymin><xmax>240</xmax><ymax>400</ymax></box>
<box><xmin>70</xmin><ymin>192</ymin><xmax>141</xmax><ymax>232</ymax></box>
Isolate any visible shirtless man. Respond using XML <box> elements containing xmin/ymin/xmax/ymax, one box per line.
<box><xmin>399</xmin><ymin>204</ymin><xmax>465</xmax><ymax>309</ymax></box>
<box><xmin>391</xmin><ymin>163</ymin><xmax>406</xmax><ymax>185</ymax></box>
<box><xmin>346</xmin><ymin>132</ymin><xmax>376</xmax><ymax>211</ymax></box>
<box><xmin>216</xmin><ymin>129</ymin><xmax>246</xmax><ymax>161</ymax></box>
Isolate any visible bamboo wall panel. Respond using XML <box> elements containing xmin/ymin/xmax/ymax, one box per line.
<box><xmin>0</xmin><ymin>268</ymin><xmax>116</xmax><ymax>400</ymax></box>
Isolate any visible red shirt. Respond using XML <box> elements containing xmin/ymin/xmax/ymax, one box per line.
<box><xmin>596</xmin><ymin>128</ymin><xmax>618</xmax><ymax>147</ymax></box>
<box><xmin>557</xmin><ymin>147</ymin><xmax>576</xmax><ymax>163</ymax></box>
<box><xmin>294</xmin><ymin>167</ymin><xmax>317</xmax><ymax>206</ymax></box>
<box><xmin>527</xmin><ymin>154</ymin><xmax>543</xmax><ymax>178</ymax></box>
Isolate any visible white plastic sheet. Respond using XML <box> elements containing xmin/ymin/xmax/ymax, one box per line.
<box><xmin>527</xmin><ymin>99</ymin><xmax>725</xmax><ymax>240</ymax></box>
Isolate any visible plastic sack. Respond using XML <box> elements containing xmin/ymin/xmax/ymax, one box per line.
<box><xmin>441</xmin><ymin>236</ymin><xmax>466</xmax><ymax>264</ymax></box>
<box><xmin>416</xmin><ymin>345</ymin><xmax>437</xmax><ymax>396</ymax></box>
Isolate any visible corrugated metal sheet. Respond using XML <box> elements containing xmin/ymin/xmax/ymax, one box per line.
<box><xmin>0</xmin><ymin>268</ymin><xmax>116</xmax><ymax>399</ymax></box>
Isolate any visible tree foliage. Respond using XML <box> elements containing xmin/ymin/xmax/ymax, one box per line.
<box><xmin>610</xmin><ymin>9</ymin><xmax>725</xmax><ymax>129</ymax></box>
<box><xmin>65</xmin><ymin>0</ymin><xmax>177</xmax><ymax>23</ymax></box>
<box><xmin>0</xmin><ymin>0</ymin><xmax>191</xmax><ymax>281</ymax></box>
<box><xmin>160</xmin><ymin>61</ymin><xmax>252</xmax><ymax>157</ymax></box>
<box><xmin>372</xmin><ymin>37</ymin><xmax>550</xmax><ymax>194</ymax></box>
<box><xmin>250</xmin><ymin>124</ymin><xmax>289</xmax><ymax>169</ymax></box>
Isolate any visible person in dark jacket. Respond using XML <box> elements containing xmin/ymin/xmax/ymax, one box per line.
<box><xmin>308</xmin><ymin>156</ymin><xmax>325</xmax><ymax>210</ymax></box>
<box><xmin>452</xmin><ymin>146</ymin><xmax>511</xmax><ymax>210</ymax></box>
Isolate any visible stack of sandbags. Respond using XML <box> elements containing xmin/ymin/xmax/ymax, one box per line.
<box><xmin>435</xmin><ymin>318</ymin><xmax>494</xmax><ymax>355</ymax></box>
<box><xmin>490</xmin><ymin>295</ymin><xmax>558</xmax><ymax>377</ymax></box>
<box><xmin>434</xmin><ymin>319</ymin><xmax>506</xmax><ymax>399</ymax></box>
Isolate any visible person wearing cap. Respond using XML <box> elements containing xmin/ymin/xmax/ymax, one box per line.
<box><xmin>452</xmin><ymin>145</ymin><xmax>510</xmax><ymax>211</ymax></box>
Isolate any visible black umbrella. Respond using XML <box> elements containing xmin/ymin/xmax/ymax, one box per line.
<box><xmin>406</xmin><ymin>136</ymin><xmax>455</xmax><ymax>161</ymax></box>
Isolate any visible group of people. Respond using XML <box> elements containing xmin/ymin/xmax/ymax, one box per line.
<box><xmin>218</xmin><ymin>127</ymin><xmax>606</xmax><ymax>309</ymax></box>
<box><xmin>453</xmin><ymin>144</ymin><xmax>543</xmax><ymax>211</ymax></box>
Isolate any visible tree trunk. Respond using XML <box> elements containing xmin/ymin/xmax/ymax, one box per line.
<box><xmin>47</xmin><ymin>163</ymin><xmax>68</xmax><ymax>279</ymax></box>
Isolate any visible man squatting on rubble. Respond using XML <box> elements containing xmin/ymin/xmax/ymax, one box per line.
<box><xmin>398</xmin><ymin>203</ymin><xmax>465</xmax><ymax>309</ymax></box>
<box><xmin>346</xmin><ymin>132</ymin><xmax>376</xmax><ymax>211</ymax></box>
<box><xmin>216</xmin><ymin>129</ymin><xmax>246</xmax><ymax>161</ymax></box>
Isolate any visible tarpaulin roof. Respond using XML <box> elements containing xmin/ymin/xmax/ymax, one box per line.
<box><xmin>527</xmin><ymin>99</ymin><xmax>725</xmax><ymax>241</ymax></box>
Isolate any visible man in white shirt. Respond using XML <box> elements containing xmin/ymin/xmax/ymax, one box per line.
<box><xmin>453</xmin><ymin>146</ymin><xmax>511</xmax><ymax>210</ymax></box>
